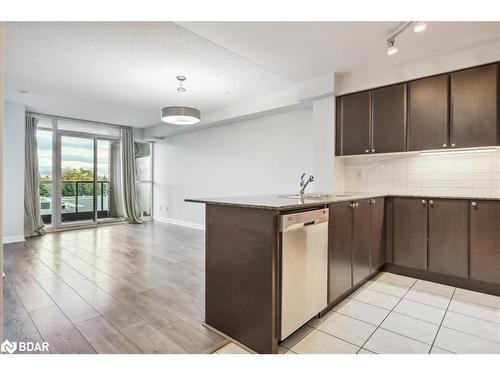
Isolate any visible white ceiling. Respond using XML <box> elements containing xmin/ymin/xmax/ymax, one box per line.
<box><xmin>5</xmin><ymin>22</ymin><xmax>292</xmax><ymax>127</ymax></box>
<box><xmin>180</xmin><ymin>21</ymin><xmax>500</xmax><ymax>81</ymax></box>
<box><xmin>6</xmin><ymin>21</ymin><xmax>500</xmax><ymax>128</ymax></box>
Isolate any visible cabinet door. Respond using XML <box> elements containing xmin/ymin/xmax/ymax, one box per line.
<box><xmin>428</xmin><ymin>199</ymin><xmax>469</xmax><ymax>278</ymax></box>
<box><xmin>470</xmin><ymin>200</ymin><xmax>500</xmax><ymax>284</ymax></box>
<box><xmin>352</xmin><ymin>200</ymin><xmax>370</xmax><ymax>285</ymax></box>
<box><xmin>335</xmin><ymin>97</ymin><xmax>342</xmax><ymax>156</ymax></box>
<box><xmin>408</xmin><ymin>75</ymin><xmax>449</xmax><ymax>151</ymax></box>
<box><xmin>328</xmin><ymin>202</ymin><xmax>352</xmax><ymax>303</ymax></box>
<box><xmin>339</xmin><ymin>91</ymin><xmax>371</xmax><ymax>156</ymax></box>
<box><xmin>392</xmin><ymin>198</ymin><xmax>428</xmax><ymax>270</ymax></box>
<box><xmin>450</xmin><ymin>64</ymin><xmax>499</xmax><ymax>148</ymax></box>
<box><xmin>372</xmin><ymin>83</ymin><xmax>407</xmax><ymax>153</ymax></box>
<box><xmin>369</xmin><ymin>197</ymin><xmax>386</xmax><ymax>272</ymax></box>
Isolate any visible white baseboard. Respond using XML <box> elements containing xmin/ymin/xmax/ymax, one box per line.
<box><xmin>3</xmin><ymin>235</ymin><xmax>25</xmax><ymax>244</ymax></box>
<box><xmin>153</xmin><ymin>216</ymin><xmax>205</xmax><ymax>231</ymax></box>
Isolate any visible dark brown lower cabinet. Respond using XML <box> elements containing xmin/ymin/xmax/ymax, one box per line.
<box><xmin>328</xmin><ymin>202</ymin><xmax>353</xmax><ymax>303</ymax></box>
<box><xmin>392</xmin><ymin>197</ymin><xmax>428</xmax><ymax>270</ymax></box>
<box><xmin>470</xmin><ymin>200</ymin><xmax>500</xmax><ymax>284</ymax></box>
<box><xmin>428</xmin><ymin>199</ymin><xmax>469</xmax><ymax>278</ymax></box>
<box><xmin>369</xmin><ymin>198</ymin><xmax>386</xmax><ymax>272</ymax></box>
<box><xmin>352</xmin><ymin>200</ymin><xmax>370</xmax><ymax>285</ymax></box>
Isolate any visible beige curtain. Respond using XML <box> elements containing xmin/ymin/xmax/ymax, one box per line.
<box><xmin>121</xmin><ymin>129</ymin><xmax>142</xmax><ymax>224</ymax></box>
<box><xmin>24</xmin><ymin>115</ymin><xmax>46</xmax><ymax>237</ymax></box>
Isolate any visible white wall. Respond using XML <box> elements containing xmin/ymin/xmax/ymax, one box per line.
<box><xmin>342</xmin><ymin>149</ymin><xmax>500</xmax><ymax>198</ymax></box>
<box><xmin>153</xmin><ymin>109</ymin><xmax>314</xmax><ymax>227</ymax></box>
<box><xmin>2</xmin><ymin>101</ymin><xmax>25</xmax><ymax>242</ymax></box>
<box><xmin>312</xmin><ymin>96</ymin><xmax>335</xmax><ymax>192</ymax></box>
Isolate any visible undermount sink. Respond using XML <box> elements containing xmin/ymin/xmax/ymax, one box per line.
<box><xmin>279</xmin><ymin>193</ymin><xmax>351</xmax><ymax>200</ymax></box>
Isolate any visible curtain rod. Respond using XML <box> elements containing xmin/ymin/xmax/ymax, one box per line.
<box><xmin>26</xmin><ymin>111</ymin><xmax>133</xmax><ymax>130</ymax></box>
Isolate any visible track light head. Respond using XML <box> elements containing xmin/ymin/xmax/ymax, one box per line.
<box><xmin>387</xmin><ymin>39</ymin><xmax>398</xmax><ymax>56</ymax></box>
<box><xmin>413</xmin><ymin>21</ymin><xmax>427</xmax><ymax>33</ymax></box>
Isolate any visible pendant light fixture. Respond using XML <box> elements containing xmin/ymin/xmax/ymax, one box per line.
<box><xmin>161</xmin><ymin>76</ymin><xmax>201</xmax><ymax>125</ymax></box>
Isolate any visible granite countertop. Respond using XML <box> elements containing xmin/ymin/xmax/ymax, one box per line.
<box><xmin>186</xmin><ymin>193</ymin><xmax>385</xmax><ymax>210</ymax></box>
<box><xmin>185</xmin><ymin>192</ymin><xmax>500</xmax><ymax>211</ymax></box>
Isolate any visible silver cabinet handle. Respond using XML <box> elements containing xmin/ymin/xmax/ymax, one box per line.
<box><xmin>370</xmin><ymin>199</ymin><xmax>376</xmax><ymax>204</ymax></box>
<box><xmin>421</xmin><ymin>199</ymin><xmax>426</xmax><ymax>205</ymax></box>
<box><xmin>442</xmin><ymin>144</ymin><xmax>447</xmax><ymax>148</ymax></box>
<box><xmin>429</xmin><ymin>200</ymin><xmax>434</xmax><ymax>206</ymax></box>
<box><xmin>365</xmin><ymin>149</ymin><xmax>369</xmax><ymax>153</ymax></box>
<box><xmin>451</xmin><ymin>143</ymin><xmax>456</xmax><ymax>148</ymax></box>
<box><xmin>371</xmin><ymin>149</ymin><xmax>376</xmax><ymax>153</ymax></box>
<box><xmin>471</xmin><ymin>201</ymin><xmax>477</xmax><ymax>208</ymax></box>
<box><xmin>355</xmin><ymin>203</ymin><xmax>359</xmax><ymax>208</ymax></box>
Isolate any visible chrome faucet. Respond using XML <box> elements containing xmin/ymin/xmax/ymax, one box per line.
<box><xmin>299</xmin><ymin>173</ymin><xmax>314</xmax><ymax>196</ymax></box>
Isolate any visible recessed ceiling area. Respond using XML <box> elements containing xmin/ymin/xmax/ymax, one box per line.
<box><xmin>5</xmin><ymin>21</ymin><xmax>500</xmax><ymax>129</ymax></box>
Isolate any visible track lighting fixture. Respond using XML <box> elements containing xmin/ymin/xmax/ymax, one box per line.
<box><xmin>413</xmin><ymin>21</ymin><xmax>427</xmax><ymax>33</ymax></box>
<box><xmin>386</xmin><ymin>21</ymin><xmax>426</xmax><ymax>56</ymax></box>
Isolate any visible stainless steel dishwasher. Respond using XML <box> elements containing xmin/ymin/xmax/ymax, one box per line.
<box><xmin>280</xmin><ymin>208</ymin><xmax>329</xmax><ymax>341</ymax></box>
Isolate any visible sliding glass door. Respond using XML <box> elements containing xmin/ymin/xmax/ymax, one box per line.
<box><xmin>60</xmin><ymin>135</ymin><xmax>96</xmax><ymax>224</ymax></box>
<box><xmin>35</xmin><ymin>115</ymin><xmax>151</xmax><ymax>230</ymax></box>
<box><xmin>36</xmin><ymin>118</ymin><xmax>125</xmax><ymax>229</ymax></box>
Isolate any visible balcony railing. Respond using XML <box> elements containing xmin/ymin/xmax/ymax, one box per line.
<box><xmin>39</xmin><ymin>180</ymin><xmax>111</xmax><ymax>223</ymax></box>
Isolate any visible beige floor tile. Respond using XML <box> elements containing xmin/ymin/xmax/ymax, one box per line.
<box><xmin>434</xmin><ymin>327</ymin><xmax>500</xmax><ymax>354</ymax></box>
<box><xmin>281</xmin><ymin>324</ymin><xmax>314</xmax><ymax>349</ymax></box>
<box><xmin>404</xmin><ymin>289</ymin><xmax>451</xmax><ymax>309</ymax></box>
<box><xmin>290</xmin><ymin>329</ymin><xmax>359</xmax><ymax>354</ymax></box>
<box><xmin>216</xmin><ymin>342</ymin><xmax>251</xmax><ymax>354</ymax></box>
<box><xmin>412</xmin><ymin>279</ymin><xmax>455</xmax><ymax>298</ymax></box>
<box><xmin>430</xmin><ymin>346</ymin><xmax>454</xmax><ymax>354</ymax></box>
<box><xmin>337</xmin><ymin>299</ymin><xmax>390</xmax><ymax>326</ymax></box>
<box><xmin>393</xmin><ymin>299</ymin><xmax>446</xmax><ymax>325</ymax></box>
<box><xmin>367</xmin><ymin>279</ymin><xmax>409</xmax><ymax>298</ymax></box>
<box><xmin>358</xmin><ymin>348</ymin><xmax>376</xmax><ymax>354</ymax></box>
<box><xmin>348</xmin><ymin>281</ymin><xmax>373</xmax><ymax>298</ymax></box>
<box><xmin>317</xmin><ymin>312</ymin><xmax>377</xmax><ymax>346</ymax></box>
<box><xmin>364</xmin><ymin>328</ymin><xmax>431</xmax><ymax>354</ymax></box>
<box><xmin>442</xmin><ymin>311</ymin><xmax>500</xmax><ymax>343</ymax></box>
<box><xmin>381</xmin><ymin>312</ymin><xmax>440</xmax><ymax>344</ymax></box>
<box><xmin>375</xmin><ymin>272</ymin><xmax>416</xmax><ymax>287</ymax></box>
<box><xmin>448</xmin><ymin>300</ymin><xmax>500</xmax><ymax>324</ymax></box>
<box><xmin>352</xmin><ymin>288</ymin><xmax>400</xmax><ymax>310</ymax></box>
<box><xmin>453</xmin><ymin>288</ymin><xmax>500</xmax><ymax>310</ymax></box>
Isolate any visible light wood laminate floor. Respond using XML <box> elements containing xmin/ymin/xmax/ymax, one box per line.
<box><xmin>2</xmin><ymin>221</ymin><xmax>227</xmax><ymax>354</ymax></box>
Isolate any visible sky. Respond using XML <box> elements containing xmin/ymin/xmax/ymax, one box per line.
<box><xmin>37</xmin><ymin>130</ymin><xmax>111</xmax><ymax>179</ymax></box>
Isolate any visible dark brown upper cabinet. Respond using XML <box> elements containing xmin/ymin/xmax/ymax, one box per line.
<box><xmin>450</xmin><ymin>64</ymin><xmax>499</xmax><ymax>148</ymax></box>
<box><xmin>336</xmin><ymin>92</ymin><xmax>371</xmax><ymax>156</ymax></box>
<box><xmin>427</xmin><ymin>199</ymin><xmax>469</xmax><ymax>278</ymax></box>
<box><xmin>392</xmin><ymin>197</ymin><xmax>428</xmax><ymax>270</ymax></box>
<box><xmin>470</xmin><ymin>200</ymin><xmax>500</xmax><ymax>284</ymax></box>
<box><xmin>371</xmin><ymin>83</ymin><xmax>407</xmax><ymax>154</ymax></box>
<box><xmin>408</xmin><ymin>74</ymin><xmax>449</xmax><ymax>151</ymax></box>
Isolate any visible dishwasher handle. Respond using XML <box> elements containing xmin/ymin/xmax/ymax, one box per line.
<box><xmin>280</xmin><ymin>208</ymin><xmax>329</xmax><ymax>232</ymax></box>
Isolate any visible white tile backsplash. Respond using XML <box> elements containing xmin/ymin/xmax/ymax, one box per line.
<box><xmin>340</xmin><ymin>149</ymin><xmax>500</xmax><ymax>198</ymax></box>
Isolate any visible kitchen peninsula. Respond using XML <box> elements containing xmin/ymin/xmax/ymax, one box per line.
<box><xmin>187</xmin><ymin>193</ymin><xmax>500</xmax><ymax>354</ymax></box>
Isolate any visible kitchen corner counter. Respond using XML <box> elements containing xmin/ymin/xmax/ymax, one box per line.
<box><xmin>186</xmin><ymin>192</ymin><xmax>500</xmax><ymax>211</ymax></box>
<box><xmin>185</xmin><ymin>193</ymin><xmax>387</xmax><ymax>211</ymax></box>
